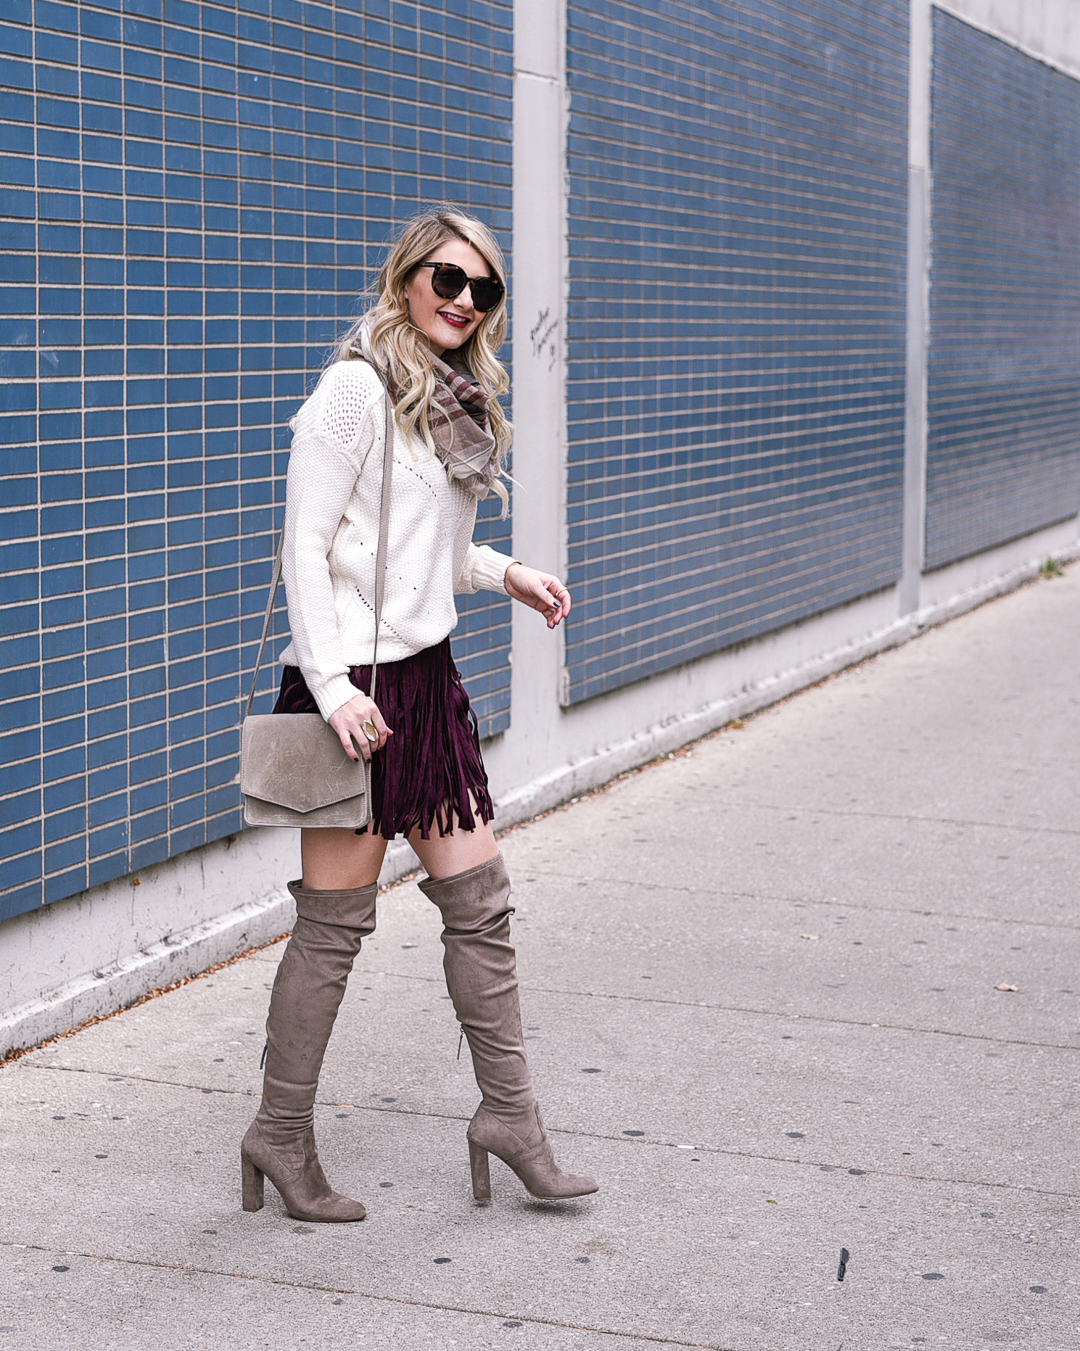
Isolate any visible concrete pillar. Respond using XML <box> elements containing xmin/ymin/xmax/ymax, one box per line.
<box><xmin>900</xmin><ymin>0</ymin><xmax>932</xmax><ymax>615</ymax></box>
<box><xmin>485</xmin><ymin>0</ymin><xmax>569</xmax><ymax>796</ymax></box>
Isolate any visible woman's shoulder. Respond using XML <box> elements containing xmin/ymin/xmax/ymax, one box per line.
<box><xmin>293</xmin><ymin>357</ymin><xmax>387</xmax><ymax>453</ymax></box>
<box><xmin>315</xmin><ymin>355</ymin><xmax>385</xmax><ymax>403</ymax></box>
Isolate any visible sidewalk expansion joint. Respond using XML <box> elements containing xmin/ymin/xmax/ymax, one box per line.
<box><xmin>0</xmin><ymin>1240</ymin><xmax>727</xmax><ymax>1349</ymax></box>
<box><xmin>370</xmin><ymin>972</ymin><xmax>1080</xmax><ymax>1054</ymax></box>
<box><xmin>515</xmin><ymin>871</ymin><xmax>1080</xmax><ymax>933</ymax></box>
<box><xmin>624</xmin><ymin>1145</ymin><xmax>1080</xmax><ymax>1200</ymax></box>
<box><xmin>16</xmin><ymin>1062</ymin><xmax>1078</xmax><ymax>1200</ymax></box>
<box><xmin>660</xmin><ymin>799</ymin><xmax>1080</xmax><ymax>839</ymax></box>
<box><xmin>21</xmin><ymin>1061</ymin><xmax>261</xmax><ymax>1098</ymax></box>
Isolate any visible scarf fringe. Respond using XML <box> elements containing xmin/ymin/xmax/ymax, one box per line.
<box><xmin>351</xmin><ymin>314</ymin><xmax>497</xmax><ymax>499</ymax></box>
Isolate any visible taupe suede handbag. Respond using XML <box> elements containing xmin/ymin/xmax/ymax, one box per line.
<box><xmin>239</xmin><ymin>365</ymin><xmax>395</xmax><ymax>829</ymax></box>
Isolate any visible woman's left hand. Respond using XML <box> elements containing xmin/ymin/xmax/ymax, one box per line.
<box><xmin>505</xmin><ymin>563</ymin><xmax>571</xmax><ymax>629</ymax></box>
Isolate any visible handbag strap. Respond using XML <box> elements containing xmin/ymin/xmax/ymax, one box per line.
<box><xmin>245</xmin><ymin>364</ymin><xmax>396</xmax><ymax>717</ymax></box>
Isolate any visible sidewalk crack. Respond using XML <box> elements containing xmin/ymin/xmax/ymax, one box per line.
<box><xmin>510</xmin><ymin>873</ymin><xmax>1080</xmax><ymax>932</ymax></box>
<box><xmin>0</xmin><ymin>1240</ymin><xmax>727</xmax><ymax>1348</ymax></box>
<box><xmin>14</xmin><ymin>1062</ymin><xmax>1078</xmax><ymax>1200</ymax></box>
<box><xmin>368</xmin><ymin>972</ymin><xmax>1080</xmax><ymax>1053</ymax></box>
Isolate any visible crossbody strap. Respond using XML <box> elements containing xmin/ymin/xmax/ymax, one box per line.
<box><xmin>367</xmin><ymin>367</ymin><xmax>394</xmax><ymax>707</ymax></box>
<box><xmin>245</xmin><ymin>365</ymin><xmax>395</xmax><ymax>717</ymax></box>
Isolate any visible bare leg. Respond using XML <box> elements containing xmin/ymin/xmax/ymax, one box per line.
<box><xmin>301</xmin><ymin>826</ymin><xmax>388</xmax><ymax>889</ymax></box>
<box><xmin>407</xmin><ymin>815</ymin><xmax>499</xmax><ymax>880</ymax></box>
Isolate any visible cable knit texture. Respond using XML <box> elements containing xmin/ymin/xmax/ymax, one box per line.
<box><xmin>278</xmin><ymin>358</ymin><xmax>513</xmax><ymax>719</ymax></box>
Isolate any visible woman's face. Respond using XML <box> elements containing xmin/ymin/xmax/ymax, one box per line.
<box><xmin>404</xmin><ymin>237</ymin><xmax>493</xmax><ymax>358</ymax></box>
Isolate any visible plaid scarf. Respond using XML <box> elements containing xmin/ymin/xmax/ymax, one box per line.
<box><xmin>353</xmin><ymin>316</ymin><xmax>497</xmax><ymax>500</ymax></box>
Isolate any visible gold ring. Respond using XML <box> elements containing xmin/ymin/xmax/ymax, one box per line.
<box><xmin>361</xmin><ymin>719</ymin><xmax>378</xmax><ymax>743</ymax></box>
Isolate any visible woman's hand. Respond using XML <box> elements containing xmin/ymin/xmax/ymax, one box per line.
<box><xmin>328</xmin><ymin>692</ymin><xmax>393</xmax><ymax>763</ymax></box>
<box><xmin>505</xmin><ymin>563</ymin><xmax>571</xmax><ymax>629</ymax></box>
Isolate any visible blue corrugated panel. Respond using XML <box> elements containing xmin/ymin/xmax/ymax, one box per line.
<box><xmin>0</xmin><ymin>0</ymin><xmax>513</xmax><ymax>921</ymax></box>
<box><xmin>562</xmin><ymin>0</ymin><xmax>909</xmax><ymax>703</ymax></box>
<box><xmin>925</xmin><ymin>11</ymin><xmax>1080</xmax><ymax>569</ymax></box>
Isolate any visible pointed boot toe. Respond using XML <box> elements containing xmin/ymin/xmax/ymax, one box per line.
<box><xmin>467</xmin><ymin>1106</ymin><xmax>598</xmax><ymax>1201</ymax></box>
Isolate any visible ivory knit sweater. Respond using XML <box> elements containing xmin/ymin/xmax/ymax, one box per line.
<box><xmin>278</xmin><ymin>357</ymin><xmax>514</xmax><ymax>720</ymax></box>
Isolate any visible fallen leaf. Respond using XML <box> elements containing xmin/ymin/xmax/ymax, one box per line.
<box><xmin>801</xmin><ymin>933</ymin><xmax>821</xmax><ymax>941</ymax></box>
<box><xmin>994</xmin><ymin>983</ymin><xmax>1020</xmax><ymax>993</ymax></box>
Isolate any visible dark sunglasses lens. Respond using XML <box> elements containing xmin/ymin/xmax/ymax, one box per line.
<box><xmin>470</xmin><ymin>276</ymin><xmax>504</xmax><ymax>312</ymax></box>
<box><xmin>430</xmin><ymin>264</ymin><xmax>468</xmax><ymax>299</ymax></box>
<box><xmin>428</xmin><ymin>263</ymin><xmax>504</xmax><ymax>312</ymax></box>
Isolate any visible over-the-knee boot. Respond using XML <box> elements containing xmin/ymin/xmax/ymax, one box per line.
<box><xmin>418</xmin><ymin>855</ymin><xmax>598</xmax><ymax>1202</ymax></box>
<box><xmin>241</xmin><ymin>879</ymin><xmax>376</xmax><ymax>1222</ymax></box>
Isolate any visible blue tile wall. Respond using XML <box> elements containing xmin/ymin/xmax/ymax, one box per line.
<box><xmin>563</xmin><ymin>0</ymin><xmax>909</xmax><ymax>703</ymax></box>
<box><xmin>0</xmin><ymin>0</ymin><xmax>512</xmax><ymax>922</ymax></box>
<box><xmin>925</xmin><ymin>11</ymin><xmax>1080</xmax><ymax>569</ymax></box>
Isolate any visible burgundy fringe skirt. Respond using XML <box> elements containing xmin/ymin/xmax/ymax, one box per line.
<box><xmin>272</xmin><ymin>637</ymin><xmax>494</xmax><ymax>841</ymax></box>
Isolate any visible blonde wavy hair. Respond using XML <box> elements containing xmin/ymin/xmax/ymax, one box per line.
<box><xmin>333</xmin><ymin>209</ymin><xmax>511</xmax><ymax>513</ymax></box>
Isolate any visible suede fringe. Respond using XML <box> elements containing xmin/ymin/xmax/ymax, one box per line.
<box><xmin>273</xmin><ymin>637</ymin><xmax>494</xmax><ymax>842</ymax></box>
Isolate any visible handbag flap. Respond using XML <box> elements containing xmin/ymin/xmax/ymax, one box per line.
<box><xmin>241</xmin><ymin>714</ymin><xmax>369</xmax><ymax>813</ymax></box>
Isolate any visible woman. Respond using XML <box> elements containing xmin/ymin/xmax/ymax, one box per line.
<box><xmin>240</xmin><ymin>209</ymin><xmax>598</xmax><ymax>1222</ymax></box>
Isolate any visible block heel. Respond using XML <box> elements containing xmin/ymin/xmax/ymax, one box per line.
<box><xmin>469</xmin><ymin>1140</ymin><xmax>491</xmax><ymax>1201</ymax></box>
<box><xmin>241</xmin><ymin>1149</ymin><xmax>265</xmax><ymax>1212</ymax></box>
<box><xmin>468</xmin><ymin>1105</ymin><xmax>598</xmax><ymax>1200</ymax></box>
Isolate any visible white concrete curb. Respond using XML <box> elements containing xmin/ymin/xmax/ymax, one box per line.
<box><xmin>2</xmin><ymin>537</ymin><xmax>1076</xmax><ymax>1061</ymax></box>
<box><xmin>0</xmin><ymin>891</ymin><xmax>295</xmax><ymax>1060</ymax></box>
<box><xmin>491</xmin><ymin>540</ymin><xmax>1080</xmax><ymax>829</ymax></box>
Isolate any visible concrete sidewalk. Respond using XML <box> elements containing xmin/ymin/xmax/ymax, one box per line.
<box><xmin>2</xmin><ymin>564</ymin><xmax>1078</xmax><ymax>1350</ymax></box>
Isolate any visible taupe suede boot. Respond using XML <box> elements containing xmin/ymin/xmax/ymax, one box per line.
<box><xmin>418</xmin><ymin>855</ymin><xmax>598</xmax><ymax>1202</ymax></box>
<box><xmin>241</xmin><ymin>879</ymin><xmax>376</xmax><ymax>1222</ymax></box>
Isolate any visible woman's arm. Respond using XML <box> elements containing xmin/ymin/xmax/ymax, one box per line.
<box><xmin>504</xmin><ymin>562</ymin><xmax>571</xmax><ymax>628</ymax></box>
<box><xmin>280</xmin><ymin>435</ymin><xmax>365</xmax><ymax>720</ymax></box>
<box><xmin>280</xmin><ymin>363</ymin><xmax>384</xmax><ymax>724</ymax></box>
<box><xmin>456</xmin><ymin>541</ymin><xmax>571</xmax><ymax>628</ymax></box>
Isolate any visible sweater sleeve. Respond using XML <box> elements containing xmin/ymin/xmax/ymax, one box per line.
<box><xmin>456</xmin><ymin>541</ymin><xmax>517</xmax><ymax>595</ymax></box>
<box><xmin>281</xmin><ymin>362</ymin><xmax>384</xmax><ymax>719</ymax></box>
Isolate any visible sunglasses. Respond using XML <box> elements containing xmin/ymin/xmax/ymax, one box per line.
<box><xmin>417</xmin><ymin>261</ymin><xmax>505</xmax><ymax>313</ymax></box>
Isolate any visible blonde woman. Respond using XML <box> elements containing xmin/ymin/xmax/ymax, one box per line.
<box><xmin>240</xmin><ymin>210</ymin><xmax>598</xmax><ymax>1222</ymax></box>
